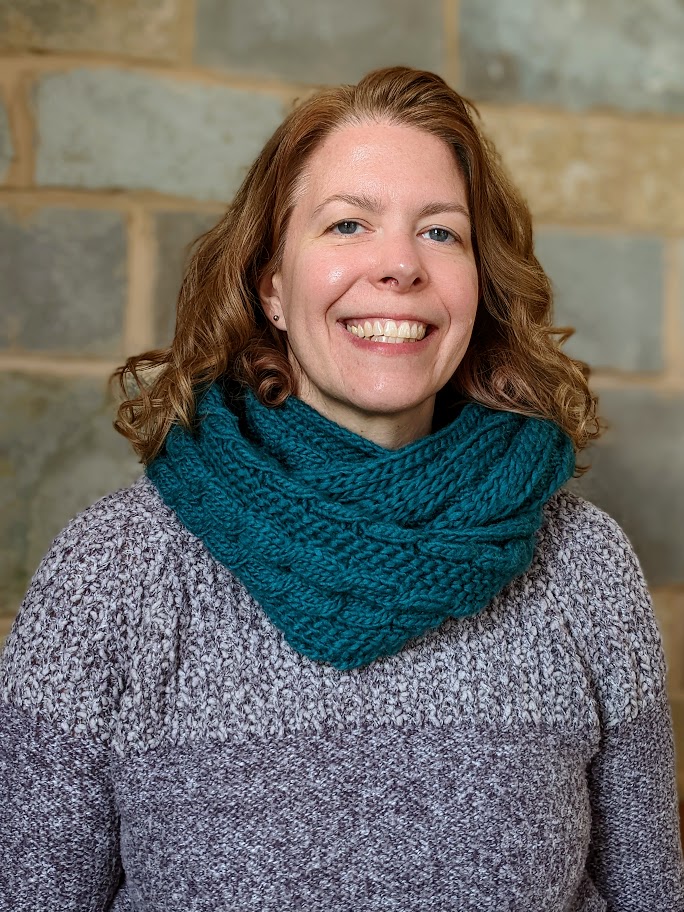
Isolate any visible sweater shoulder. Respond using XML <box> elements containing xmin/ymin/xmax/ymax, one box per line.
<box><xmin>60</xmin><ymin>473</ymin><xmax>182</xmax><ymax>544</ymax></box>
<box><xmin>2</xmin><ymin>474</ymin><xmax>182</xmax><ymax>626</ymax></box>
<box><xmin>540</xmin><ymin>486</ymin><xmax>637</xmax><ymax>564</ymax></box>
<box><xmin>0</xmin><ymin>476</ymin><xmax>181</xmax><ymax>742</ymax></box>
<box><xmin>535</xmin><ymin>486</ymin><xmax>667</xmax><ymax>728</ymax></box>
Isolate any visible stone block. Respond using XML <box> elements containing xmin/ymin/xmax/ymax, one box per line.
<box><xmin>0</xmin><ymin>0</ymin><xmax>182</xmax><ymax>61</ymax></box>
<box><xmin>569</xmin><ymin>389</ymin><xmax>684</xmax><ymax>588</ymax></box>
<box><xmin>154</xmin><ymin>211</ymin><xmax>219</xmax><ymax>346</ymax></box>
<box><xmin>460</xmin><ymin>0</ymin><xmax>684</xmax><ymax>114</ymax></box>
<box><xmin>653</xmin><ymin>590</ymin><xmax>684</xmax><ymax>694</ymax></box>
<box><xmin>0</xmin><ymin>373</ymin><xmax>141</xmax><ymax>615</ymax></box>
<box><xmin>535</xmin><ymin>230</ymin><xmax>663</xmax><ymax>372</ymax></box>
<box><xmin>0</xmin><ymin>207</ymin><xmax>126</xmax><ymax>355</ymax></box>
<box><xmin>481</xmin><ymin>107</ymin><xmax>684</xmax><ymax>234</ymax></box>
<box><xmin>0</xmin><ymin>615</ymin><xmax>13</xmax><ymax>645</ymax></box>
<box><xmin>35</xmin><ymin>69</ymin><xmax>285</xmax><ymax>202</ymax></box>
<box><xmin>668</xmin><ymin>695</ymin><xmax>684</xmax><ymax>797</ymax></box>
<box><xmin>194</xmin><ymin>0</ymin><xmax>442</xmax><ymax>84</ymax></box>
<box><xmin>0</xmin><ymin>99</ymin><xmax>11</xmax><ymax>183</ymax></box>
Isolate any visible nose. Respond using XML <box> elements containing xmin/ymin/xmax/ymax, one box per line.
<box><xmin>369</xmin><ymin>232</ymin><xmax>427</xmax><ymax>292</ymax></box>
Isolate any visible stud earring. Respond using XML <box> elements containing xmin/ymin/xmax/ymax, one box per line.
<box><xmin>273</xmin><ymin>314</ymin><xmax>280</xmax><ymax>322</ymax></box>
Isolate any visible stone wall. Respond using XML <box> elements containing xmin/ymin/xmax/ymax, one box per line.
<box><xmin>1</xmin><ymin>0</ymin><xmax>683</xmax><ymax>780</ymax></box>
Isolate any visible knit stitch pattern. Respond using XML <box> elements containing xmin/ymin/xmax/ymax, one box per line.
<box><xmin>1</xmin><ymin>477</ymin><xmax>683</xmax><ymax>910</ymax></box>
<box><xmin>147</xmin><ymin>386</ymin><xmax>576</xmax><ymax>669</ymax></box>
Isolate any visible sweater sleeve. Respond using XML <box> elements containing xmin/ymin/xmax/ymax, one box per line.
<box><xmin>563</xmin><ymin>500</ymin><xmax>684</xmax><ymax>910</ymax></box>
<box><xmin>0</xmin><ymin>494</ymin><xmax>131</xmax><ymax>912</ymax></box>
<box><xmin>586</xmin><ymin>690</ymin><xmax>684</xmax><ymax>911</ymax></box>
<box><xmin>0</xmin><ymin>704</ymin><xmax>122</xmax><ymax>911</ymax></box>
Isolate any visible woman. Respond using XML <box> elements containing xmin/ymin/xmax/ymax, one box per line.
<box><xmin>1</xmin><ymin>67</ymin><xmax>682</xmax><ymax>911</ymax></box>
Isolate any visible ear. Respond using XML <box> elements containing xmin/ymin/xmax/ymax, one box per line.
<box><xmin>258</xmin><ymin>270</ymin><xmax>288</xmax><ymax>332</ymax></box>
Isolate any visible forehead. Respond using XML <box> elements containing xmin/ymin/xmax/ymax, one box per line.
<box><xmin>295</xmin><ymin>120</ymin><xmax>466</xmax><ymax>204</ymax></box>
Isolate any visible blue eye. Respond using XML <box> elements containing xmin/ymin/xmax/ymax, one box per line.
<box><xmin>424</xmin><ymin>227</ymin><xmax>455</xmax><ymax>243</ymax></box>
<box><xmin>333</xmin><ymin>220</ymin><xmax>362</xmax><ymax>235</ymax></box>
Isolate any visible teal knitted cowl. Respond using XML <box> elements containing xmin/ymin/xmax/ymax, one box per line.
<box><xmin>147</xmin><ymin>384</ymin><xmax>575</xmax><ymax>671</ymax></box>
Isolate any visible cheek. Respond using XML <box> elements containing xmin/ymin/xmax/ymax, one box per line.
<box><xmin>460</xmin><ymin>257</ymin><xmax>479</xmax><ymax>303</ymax></box>
<box><xmin>293</xmin><ymin>249</ymin><xmax>364</xmax><ymax>303</ymax></box>
<box><xmin>327</xmin><ymin>266</ymin><xmax>346</xmax><ymax>286</ymax></box>
<box><xmin>438</xmin><ymin>259</ymin><xmax>479</xmax><ymax>309</ymax></box>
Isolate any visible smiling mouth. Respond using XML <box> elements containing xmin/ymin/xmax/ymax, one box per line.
<box><xmin>343</xmin><ymin>318</ymin><xmax>428</xmax><ymax>344</ymax></box>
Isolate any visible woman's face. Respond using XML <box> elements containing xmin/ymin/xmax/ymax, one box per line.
<box><xmin>260</xmin><ymin>120</ymin><xmax>479</xmax><ymax>447</ymax></box>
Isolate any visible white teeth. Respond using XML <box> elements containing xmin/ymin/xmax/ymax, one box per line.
<box><xmin>345</xmin><ymin>319</ymin><xmax>428</xmax><ymax>340</ymax></box>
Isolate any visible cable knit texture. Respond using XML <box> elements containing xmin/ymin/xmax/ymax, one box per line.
<box><xmin>1</xmin><ymin>477</ymin><xmax>683</xmax><ymax>911</ymax></box>
<box><xmin>146</xmin><ymin>385</ymin><xmax>576</xmax><ymax>669</ymax></box>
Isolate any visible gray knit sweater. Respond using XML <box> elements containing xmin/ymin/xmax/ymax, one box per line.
<box><xmin>1</xmin><ymin>475</ymin><xmax>683</xmax><ymax>911</ymax></box>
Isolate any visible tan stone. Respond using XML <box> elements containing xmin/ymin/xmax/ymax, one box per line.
<box><xmin>669</xmin><ymin>694</ymin><xmax>684</xmax><ymax>797</ymax></box>
<box><xmin>0</xmin><ymin>0</ymin><xmax>182</xmax><ymax>62</ymax></box>
<box><xmin>654</xmin><ymin>589</ymin><xmax>684</xmax><ymax>693</ymax></box>
<box><xmin>0</xmin><ymin>612</ymin><xmax>15</xmax><ymax>649</ymax></box>
<box><xmin>479</xmin><ymin>106</ymin><xmax>684</xmax><ymax>233</ymax></box>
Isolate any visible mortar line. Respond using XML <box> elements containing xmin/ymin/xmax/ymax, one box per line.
<box><xmin>124</xmin><ymin>207</ymin><xmax>158</xmax><ymax>355</ymax></box>
<box><xmin>651</xmin><ymin>584</ymin><xmax>680</xmax><ymax>604</ymax></box>
<box><xmin>0</xmin><ymin>54</ymin><xmax>300</xmax><ymax>101</ymax></box>
<box><xmin>589</xmin><ymin>372</ymin><xmax>684</xmax><ymax>392</ymax></box>
<box><xmin>0</xmin><ymin>190</ymin><xmax>227</xmax><ymax>214</ymax></box>
<box><xmin>0</xmin><ymin>354</ymin><xmax>119</xmax><ymax>376</ymax></box>
<box><xmin>178</xmin><ymin>0</ymin><xmax>197</xmax><ymax>67</ymax></box>
<box><xmin>478</xmin><ymin>101</ymin><xmax>684</xmax><ymax>129</ymax></box>
<box><xmin>533</xmin><ymin>222</ymin><xmax>680</xmax><ymax>239</ymax></box>
<box><xmin>0</xmin><ymin>66</ymin><xmax>35</xmax><ymax>187</ymax></box>
<box><xmin>442</xmin><ymin>0</ymin><xmax>460</xmax><ymax>88</ymax></box>
<box><xmin>0</xmin><ymin>187</ymin><xmax>227</xmax><ymax>212</ymax></box>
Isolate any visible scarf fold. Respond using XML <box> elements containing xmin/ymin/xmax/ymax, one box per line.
<box><xmin>147</xmin><ymin>385</ymin><xmax>575</xmax><ymax>670</ymax></box>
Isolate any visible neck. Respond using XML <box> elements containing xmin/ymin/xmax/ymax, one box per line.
<box><xmin>296</xmin><ymin>388</ymin><xmax>434</xmax><ymax>450</ymax></box>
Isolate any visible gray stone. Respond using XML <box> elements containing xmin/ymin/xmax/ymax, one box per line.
<box><xmin>0</xmin><ymin>207</ymin><xmax>126</xmax><ymax>355</ymax></box>
<box><xmin>194</xmin><ymin>0</ymin><xmax>442</xmax><ymax>84</ymax></box>
<box><xmin>0</xmin><ymin>0</ymin><xmax>182</xmax><ymax>62</ymax></box>
<box><xmin>569</xmin><ymin>388</ymin><xmax>684</xmax><ymax>587</ymax></box>
<box><xmin>35</xmin><ymin>69</ymin><xmax>285</xmax><ymax>202</ymax></box>
<box><xmin>0</xmin><ymin>99</ymin><xmax>11</xmax><ymax>182</ymax></box>
<box><xmin>535</xmin><ymin>231</ymin><xmax>663</xmax><ymax>373</ymax></box>
<box><xmin>460</xmin><ymin>0</ymin><xmax>684</xmax><ymax>113</ymax></box>
<box><xmin>0</xmin><ymin>373</ymin><xmax>140</xmax><ymax>615</ymax></box>
<box><xmin>154</xmin><ymin>211</ymin><xmax>219</xmax><ymax>346</ymax></box>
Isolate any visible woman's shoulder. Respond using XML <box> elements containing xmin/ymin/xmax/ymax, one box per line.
<box><xmin>23</xmin><ymin>474</ymin><xmax>194</xmax><ymax>575</ymax></box>
<box><xmin>51</xmin><ymin>473</ymin><xmax>180</xmax><ymax>544</ymax></box>
<box><xmin>540</xmin><ymin>485</ymin><xmax>631</xmax><ymax>555</ymax></box>
<box><xmin>534</xmin><ymin>486</ymin><xmax>666</xmax><ymax>728</ymax></box>
<box><xmin>0</xmin><ymin>475</ymin><xmax>193</xmax><ymax>741</ymax></box>
<box><xmin>537</xmin><ymin>485</ymin><xmax>654</xmax><ymax>595</ymax></box>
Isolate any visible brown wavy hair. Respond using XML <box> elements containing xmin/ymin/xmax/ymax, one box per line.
<box><xmin>112</xmin><ymin>66</ymin><xmax>602</xmax><ymax>471</ymax></box>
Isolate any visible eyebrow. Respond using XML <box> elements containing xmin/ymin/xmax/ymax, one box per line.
<box><xmin>313</xmin><ymin>193</ymin><xmax>471</xmax><ymax>223</ymax></box>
